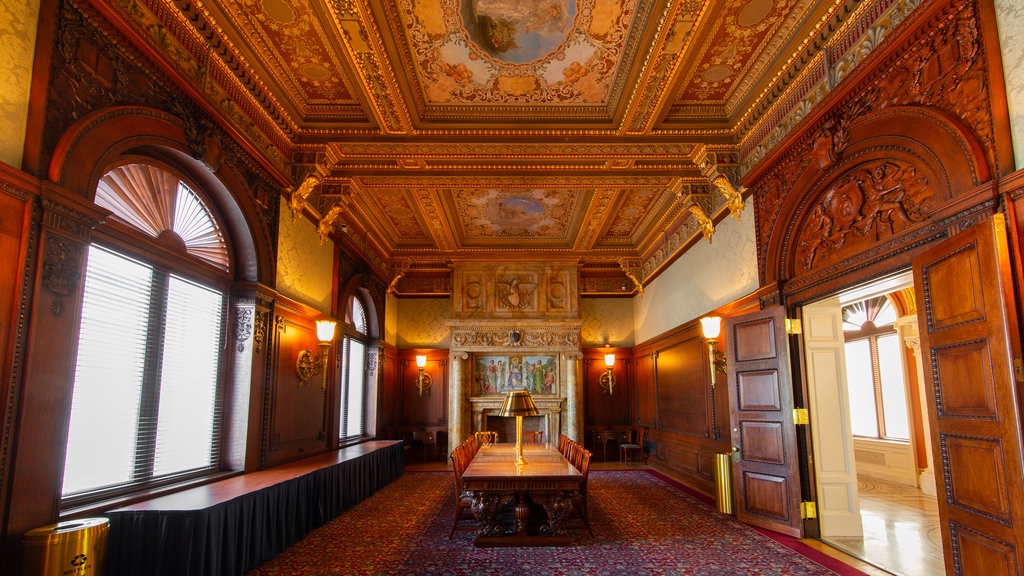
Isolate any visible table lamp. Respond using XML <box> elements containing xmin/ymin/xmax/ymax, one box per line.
<box><xmin>499</xmin><ymin>388</ymin><xmax>539</xmax><ymax>467</ymax></box>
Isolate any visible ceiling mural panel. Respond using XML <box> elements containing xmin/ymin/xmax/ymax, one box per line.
<box><xmin>452</xmin><ymin>190</ymin><xmax>582</xmax><ymax>243</ymax></box>
<box><xmin>394</xmin><ymin>0</ymin><xmax>646</xmax><ymax>108</ymax></box>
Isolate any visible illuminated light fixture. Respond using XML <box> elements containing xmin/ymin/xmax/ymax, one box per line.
<box><xmin>296</xmin><ymin>319</ymin><xmax>337</xmax><ymax>392</ymax></box>
<box><xmin>499</xmin><ymin>388</ymin><xmax>539</xmax><ymax>467</ymax></box>
<box><xmin>600</xmin><ymin>353</ymin><xmax>616</xmax><ymax>395</ymax></box>
<box><xmin>415</xmin><ymin>354</ymin><xmax>432</xmax><ymax>396</ymax></box>
<box><xmin>699</xmin><ymin>316</ymin><xmax>728</xmax><ymax>388</ymax></box>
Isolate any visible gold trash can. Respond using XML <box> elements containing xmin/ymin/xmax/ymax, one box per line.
<box><xmin>22</xmin><ymin>517</ymin><xmax>109</xmax><ymax>576</ymax></box>
<box><xmin>714</xmin><ymin>452</ymin><xmax>734</xmax><ymax>514</ymax></box>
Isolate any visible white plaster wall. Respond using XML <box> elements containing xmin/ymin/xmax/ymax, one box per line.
<box><xmin>0</xmin><ymin>0</ymin><xmax>39</xmax><ymax>168</ymax></box>
<box><xmin>995</xmin><ymin>0</ymin><xmax>1024</xmax><ymax>169</ymax></box>
<box><xmin>634</xmin><ymin>197</ymin><xmax>759</xmax><ymax>343</ymax></box>
<box><xmin>275</xmin><ymin>198</ymin><xmax>335</xmax><ymax>314</ymax></box>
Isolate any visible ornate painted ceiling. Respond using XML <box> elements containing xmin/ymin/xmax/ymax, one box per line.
<box><xmin>95</xmin><ymin>0</ymin><xmax>908</xmax><ymax>295</ymax></box>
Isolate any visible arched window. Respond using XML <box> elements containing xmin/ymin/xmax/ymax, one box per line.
<box><xmin>62</xmin><ymin>163</ymin><xmax>231</xmax><ymax>503</ymax></box>
<box><xmin>842</xmin><ymin>296</ymin><xmax>909</xmax><ymax>440</ymax></box>
<box><xmin>339</xmin><ymin>293</ymin><xmax>369</xmax><ymax>443</ymax></box>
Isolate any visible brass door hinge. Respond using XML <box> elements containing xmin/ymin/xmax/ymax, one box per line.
<box><xmin>785</xmin><ymin>318</ymin><xmax>802</xmax><ymax>335</ymax></box>
<box><xmin>801</xmin><ymin>501</ymin><xmax>817</xmax><ymax>519</ymax></box>
<box><xmin>793</xmin><ymin>408</ymin><xmax>809</xmax><ymax>425</ymax></box>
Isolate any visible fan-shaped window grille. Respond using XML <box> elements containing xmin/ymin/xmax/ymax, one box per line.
<box><xmin>95</xmin><ymin>164</ymin><xmax>229</xmax><ymax>271</ymax></box>
<box><xmin>842</xmin><ymin>296</ymin><xmax>897</xmax><ymax>331</ymax></box>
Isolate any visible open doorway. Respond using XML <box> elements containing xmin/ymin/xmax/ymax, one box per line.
<box><xmin>802</xmin><ymin>270</ymin><xmax>944</xmax><ymax>575</ymax></box>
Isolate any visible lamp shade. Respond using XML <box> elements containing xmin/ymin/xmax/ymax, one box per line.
<box><xmin>315</xmin><ymin>319</ymin><xmax>337</xmax><ymax>342</ymax></box>
<box><xmin>499</xmin><ymin>389</ymin><xmax>539</xmax><ymax>417</ymax></box>
<box><xmin>700</xmin><ymin>316</ymin><xmax>722</xmax><ymax>340</ymax></box>
<box><xmin>604</xmin><ymin>353</ymin><xmax>616</xmax><ymax>367</ymax></box>
<box><xmin>415</xmin><ymin>354</ymin><xmax>427</xmax><ymax>368</ymax></box>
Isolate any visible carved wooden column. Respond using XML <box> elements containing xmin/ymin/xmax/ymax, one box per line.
<box><xmin>564</xmin><ymin>351</ymin><xmax>582</xmax><ymax>442</ymax></box>
<box><xmin>895</xmin><ymin>315</ymin><xmax>936</xmax><ymax>497</ymax></box>
<box><xmin>5</xmin><ymin>186</ymin><xmax>106</xmax><ymax>549</ymax></box>
<box><xmin>447</xmin><ymin>351</ymin><xmax>469</xmax><ymax>456</ymax></box>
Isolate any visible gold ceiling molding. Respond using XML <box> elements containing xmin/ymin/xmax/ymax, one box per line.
<box><xmin>620</xmin><ymin>0</ymin><xmax>706</xmax><ymax>134</ymax></box>
<box><xmin>105</xmin><ymin>0</ymin><xmax>296</xmax><ymax>173</ymax></box>
<box><xmin>326</xmin><ymin>3</ymin><xmax>413</xmax><ymax>134</ymax></box>
<box><xmin>737</xmin><ymin>0</ymin><xmax>923</xmax><ymax>175</ymax></box>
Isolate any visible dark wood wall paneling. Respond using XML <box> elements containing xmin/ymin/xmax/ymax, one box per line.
<box><xmin>632</xmin><ymin>324</ymin><xmax>731</xmax><ymax>494</ymax></box>
<box><xmin>263</xmin><ymin>297</ymin><xmax>336</xmax><ymax>468</ymax></box>
<box><xmin>582</xmin><ymin>350</ymin><xmax>632</xmax><ymax>459</ymax></box>
<box><xmin>391</xmin><ymin>349</ymin><xmax>449</xmax><ymax>444</ymax></box>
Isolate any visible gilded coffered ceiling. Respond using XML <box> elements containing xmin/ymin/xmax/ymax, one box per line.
<box><xmin>94</xmin><ymin>0</ymin><xmax>896</xmax><ymax>294</ymax></box>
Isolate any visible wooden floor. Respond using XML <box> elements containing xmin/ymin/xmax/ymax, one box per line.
<box><xmin>408</xmin><ymin>455</ymin><xmax>916</xmax><ymax>575</ymax></box>
<box><xmin>818</xmin><ymin>476</ymin><xmax>945</xmax><ymax>576</ymax></box>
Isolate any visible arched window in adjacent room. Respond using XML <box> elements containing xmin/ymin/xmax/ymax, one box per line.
<box><xmin>61</xmin><ymin>163</ymin><xmax>231</xmax><ymax>504</ymax></box>
<box><xmin>842</xmin><ymin>295</ymin><xmax>910</xmax><ymax>441</ymax></box>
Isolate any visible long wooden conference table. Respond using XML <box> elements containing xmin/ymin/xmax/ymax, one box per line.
<box><xmin>461</xmin><ymin>444</ymin><xmax>583</xmax><ymax>546</ymax></box>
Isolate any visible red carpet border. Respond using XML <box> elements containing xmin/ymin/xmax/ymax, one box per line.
<box><xmin>248</xmin><ymin>470</ymin><xmax>866</xmax><ymax>576</ymax></box>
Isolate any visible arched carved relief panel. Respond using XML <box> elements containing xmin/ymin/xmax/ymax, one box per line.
<box><xmin>792</xmin><ymin>158</ymin><xmax>935</xmax><ymax>273</ymax></box>
<box><xmin>758</xmin><ymin>106</ymin><xmax>993</xmax><ymax>303</ymax></box>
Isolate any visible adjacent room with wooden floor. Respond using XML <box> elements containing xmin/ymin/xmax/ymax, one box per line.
<box><xmin>2</xmin><ymin>0</ymin><xmax>1024</xmax><ymax>574</ymax></box>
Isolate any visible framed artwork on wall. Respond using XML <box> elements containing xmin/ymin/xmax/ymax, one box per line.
<box><xmin>474</xmin><ymin>354</ymin><xmax>557</xmax><ymax>396</ymax></box>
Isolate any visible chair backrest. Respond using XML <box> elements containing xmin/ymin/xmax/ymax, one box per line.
<box><xmin>462</xmin><ymin>435</ymin><xmax>478</xmax><ymax>460</ymax></box>
<box><xmin>578</xmin><ymin>449</ymin><xmax>592</xmax><ymax>487</ymax></box>
<box><xmin>568</xmin><ymin>441</ymin><xmax>584</xmax><ymax>470</ymax></box>
<box><xmin>474</xmin><ymin>430</ymin><xmax>497</xmax><ymax>447</ymax></box>
<box><xmin>450</xmin><ymin>445</ymin><xmax>468</xmax><ymax>490</ymax></box>
<box><xmin>523</xmin><ymin>430</ymin><xmax>543</xmax><ymax>446</ymax></box>
<box><xmin>557</xmin><ymin>434</ymin><xmax>571</xmax><ymax>455</ymax></box>
<box><xmin>636</xmin><ymin>426</ymin><xmax>647</xmax><ymax>447</ymax></box>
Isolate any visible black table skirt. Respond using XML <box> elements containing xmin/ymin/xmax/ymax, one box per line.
<box><xmin>105</xmin><ymin>442</ymin><xmax>405</xmax><ymax>576</ymax></box>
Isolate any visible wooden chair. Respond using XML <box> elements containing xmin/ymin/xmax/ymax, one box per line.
<box><xmin>462</xmin><ymin>435</ymin><xmax>478</xmax><ymax>460</ymax></box>
<box><xmin>574</xmin><ymin>449</ymin><xmax>594</xmax><ymax>536</ymax></box>
<box><xmin>522</xmin><ymin>430</ymin><xmax>543</xmax><ymax>446</ymax></box>
<box><xmin>557</xmin><ymin>433</ymin><xmax>572</xmax><ymax>456</ymax></box>
<box><xmin>566</xmin><ymin>441</ymin><xmax>584</xmax><ymax>470</ymax></box>
<box><xmin>619</xmin><ymin>426</ymin><xmax>647</xmax><ymax>465</ymax></box>
<box><xmin>474</xmin><ymin>430</ymin><xmax>497</xmax><ymax>447</ymax></box>
<box><xmin>449</xmin><ymin>445</ymin><xmax>476</xmax><ymax>538</ymax></box>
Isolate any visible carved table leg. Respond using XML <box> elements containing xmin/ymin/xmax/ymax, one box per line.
<box><xmin>530</xmin><ymin>490</ymin><xmax>577</xmax><ymax>536</ymax></box>
<box><xmin>469</xmin><ymin>490</ymin><xmax>514</xmax><ymax>536</ymax></box>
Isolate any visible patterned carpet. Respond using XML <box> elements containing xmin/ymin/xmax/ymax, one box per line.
<box><xmin>247</xmin><ymin>470</ymin><xmax>864</xmax><ymax>576</ymax></box>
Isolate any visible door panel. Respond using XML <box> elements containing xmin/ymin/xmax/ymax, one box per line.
<box><xmin>802</xmin><ymin>298</ymin><xmax>862</xmax><ymax>537</ymax></box>
<box><xmin>913</xmin><ymin>214</ymin><xmax>1024</xmax><ymax>576</ymax></box>
<box><xmin>727</xmin><ymin>306</ymin><xmax>803</xmax><ymax>537</ymax></box>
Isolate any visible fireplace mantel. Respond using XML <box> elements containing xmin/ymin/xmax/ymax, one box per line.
<box><xmin>469</xmin><ymin>396</ymin><xmax>565</xmax><ymax>444</ymax></box>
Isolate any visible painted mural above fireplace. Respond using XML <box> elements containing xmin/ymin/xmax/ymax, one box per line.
<box><xmin>474</xmin><ymin>354</ymin><xmax>558</xmax><ymax>395</ymax></box>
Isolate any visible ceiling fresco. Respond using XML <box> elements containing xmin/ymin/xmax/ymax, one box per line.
<box><xmin>93</xmin><ymin>0</ymin><xmax>907</xmax><ymax>294</ymax></box>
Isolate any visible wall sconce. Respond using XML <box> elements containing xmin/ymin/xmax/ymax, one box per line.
<box><xmin>415</xmin><ymin>354</ymin><xmax>432</xmax><ymax>396</ymax></box>
<box><xmin>296</xmin><ymin>319</ymin><xmax>336</xmax><ymax>391</ymax></box>
<box><xmin>699</xmin><ymin>316</ymin><xmax>728</xmax><ymax>388</ymax></box>
<box><xmin>600</xmin><ymin>353</ymin><xmax>616</xmax><ymax>395</ymax></box>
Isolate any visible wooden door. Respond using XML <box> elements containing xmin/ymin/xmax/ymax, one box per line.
<box><xmin>726</xmin><ymin>305</ymin><xmax>803</xmax><ymax>537</ymax></box>
<box><xmin>801</xmin><ymin>297</ymin><xmax>863</xmax><ymax>537</ymax></box>
<box><xmin>913</xmin><ymin>214</ymin><xmax>1024</xmax><ymax>575</ymax></box>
